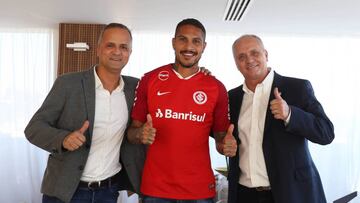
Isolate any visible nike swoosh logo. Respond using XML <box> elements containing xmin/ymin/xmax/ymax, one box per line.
<box><xmin>157</xmin><ymin>91</ymin><xmax>171</xmax><ymax>96</ymax></box>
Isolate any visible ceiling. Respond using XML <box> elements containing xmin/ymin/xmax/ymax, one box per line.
<box><xmin>1</xmin><ymin>0</ymin><xmax>360</xmax><ymax>36</ymax></box>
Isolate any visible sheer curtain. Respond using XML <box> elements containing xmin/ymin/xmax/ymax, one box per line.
<box><xmin>1</xmin><ymin>30</ymin><xmax>359</xmax><ymax>203</ymax></box>
<box><xmin>0</xmin><ymin>29</ymin><xmax>55</xmax><ymax>203</ymax></box>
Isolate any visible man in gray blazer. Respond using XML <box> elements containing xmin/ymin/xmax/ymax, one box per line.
<box><xmin>25</xmin><ymin>23</ymin><xmax>145</xmax><ymax>203</ymax></box>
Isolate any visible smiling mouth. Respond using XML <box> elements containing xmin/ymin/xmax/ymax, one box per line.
<box><xmin>247</xmin><ymin>64</ymin><xmax>258</xmax><ymax>69</ymax></box>
<box><xmin>180</xmin><ymin>51</ymin><xmax>197</xmax><ymax>58</ymax></box>
<box><xmin>110</xmin><ymin>58</ymin><xmax>121</xmax><ymax>62</ymax></box>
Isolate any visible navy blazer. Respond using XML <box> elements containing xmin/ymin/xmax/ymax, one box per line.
<box><xmin>227</xmin><ymin>72</ymin><xmax>334</xmax><ymax>203</ymax></box>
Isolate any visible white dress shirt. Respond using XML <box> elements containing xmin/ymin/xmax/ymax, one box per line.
<box><xmin>238</xmin><ymin>69</ymin><xmax>274</xmax><ymax>187</ymax></box>
<box><xmin>80</xmin><ymin>68</ymin><xmax>128</xmax><ymax>182</ymax></box>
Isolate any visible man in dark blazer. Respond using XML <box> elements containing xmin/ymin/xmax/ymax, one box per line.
<box><xmin>25</xmin><ymin>23</ymin><xmax>145</xmax><ymax>203</ymax></box>
<box><xmin>227</xmin><ymin>34</ymin><xmax>335</xmax><ymax>203</ymax></box>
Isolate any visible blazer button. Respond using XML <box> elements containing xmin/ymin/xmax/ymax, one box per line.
<box><xmin>78</xmin><ymin>165</ymin><xmax>84</xmax><ymax>171</ymax></box>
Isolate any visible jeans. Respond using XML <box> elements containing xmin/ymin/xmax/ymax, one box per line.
<box><xmin>42</xmin><ymin>183</ymin><xmax>120</xmax><ymax>203</ymax></box>
<box><xmin>142</xmin><ymin>196</ymin><xmax>214</xmax><ymax>203</ymax></box>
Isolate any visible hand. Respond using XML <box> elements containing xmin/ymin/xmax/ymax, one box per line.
<box><xmin>222</xmin><ymin>124</ymin><xmax>237</xmax><ymax>157</ymax></box>
<box><xmin>270</xmin><ymin>87</ymin><xmax>290</xmax><ymax>120</ymax></box>
<box><xmin>140</xmin><ymin>114</ymin><xmax>156</xmax><ymax>145</ymax></box>
<box><xmin>62</xmin><ymin>120</ymin><xmax>89</xmax><ymax>151</ymax></box>
<box><xmin>200</xmin><ymin>67</ymin><xmax>212</xmax><ymax>75</ymax></box>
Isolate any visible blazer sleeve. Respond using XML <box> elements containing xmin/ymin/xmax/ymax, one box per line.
<box><xmin>24</xmin><ymin>76</ymin><xmax>71</xmax><ymax>154</ymax></box>
<box><xmin>285</xmin><ymin>80</ymin><xmax>335</xmax><ymax>145</ymax></box>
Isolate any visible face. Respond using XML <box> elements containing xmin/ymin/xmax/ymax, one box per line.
<box><xmin>97</xmin><ymin>28</ymin><xmax>132</xmax><ymax>74</ymax></box>
<box><xmin>233</xmin><ymin>36</ymin><xmax>269</xmax><ymax>84</ymax></box>
<box><xmin>172</xmin><ymin>24</ymin><xmax>206</xmax><ymax>69</ymax></box>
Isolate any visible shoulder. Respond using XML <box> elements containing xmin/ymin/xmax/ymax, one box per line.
<box><xmin>201</xmin><ymin>74</ymin><xmax>226</xmax><ymax>88</ymax></box>
<box><xmin>122</xmin><ymin>75</ymin><xmax>140</xmax><ymax>92</ymax></box>
<box><xmin>122</xmin><ymin>75</ymin><xmax>139</xmax><ymax>84</ymax></box>
<box><xmin>145</xmin><ymin>64</ymin><xmax>171</xmax><ymax>75</ymax></box>
<box><xmin>138</xmin><ymin>64</ymin><xmax>172</xmax><ymax>83</ymax></box>
<box><xmin>57</xmin><ymin>68</ymin><xmax>91</xmax><ymax>80</ymax></box>
<box><xmin>228</xmin><ymin>85</ymin><xmax>243</xmax><ymax>96</ymax></box>
<box><xmin>275</xmin><ymin>72</ymin><xmax>311</xmax><ymax>88</ymax></box>
<box><xmin>54</xmin><ymin>68</ymin><xmax>91</xmax><ymax>86</ymax></box>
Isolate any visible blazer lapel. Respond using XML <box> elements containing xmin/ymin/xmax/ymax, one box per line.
<box><xmin>231</xmin><ymin>86</ymin><xmax>244</xmax><ymax>144</ymax></box>
<box><xmin>82</xmin><ymin>67</ymin><xmax>96</xmax><ymax>139</ymax></box>
<box><xmin>122</xmin><ymin>76</ymin><xmax>135</xmax><ymax>127</ymax></box>
<box><xmin>264</xmin><ymin>72</ymin><xmax>281</xmax><ymax>134</ymax></box>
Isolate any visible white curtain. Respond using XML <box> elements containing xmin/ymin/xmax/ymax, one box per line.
<box><xmin>1</xmin><ymin>30</ymin><xmax>359</xmax><ymax>203</ymax></box>
<box><xmin>0</xmin><ymin>29</ymin><xmax>55</xmax><ymax>203</ymax></box>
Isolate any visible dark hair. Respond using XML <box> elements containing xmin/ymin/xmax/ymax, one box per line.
<box><xmin>175</xmin><ymin>18</ymin><xmax>206</xmax><ymax>39</ymax></box>
<box><xmin>97</xmin><ymin>23</ymin><xmax>132</xmax><ymax>45</ymax></box>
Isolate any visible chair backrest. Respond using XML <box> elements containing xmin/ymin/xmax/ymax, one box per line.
<box><xmin>333</xmin><ymin>191</ymin><xmax>357</xmax><ymax>203</ymax></box>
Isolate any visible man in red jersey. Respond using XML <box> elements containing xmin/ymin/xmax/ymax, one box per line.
<box><xmin>127</xmin><ymin>18</ymin><xmax>237</xmax><ymax>203</ymax></box>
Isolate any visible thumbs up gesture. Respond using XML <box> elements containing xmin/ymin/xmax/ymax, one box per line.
<box><xmin>270</xmin><ymin>87</ymin><xmax>290</xmax><ymax>120</ymax></box>
<box><xmin>220</xmin><ymin>124</ymin><xmax>237</xmax><ymax>157</ymax></box>
<box><xmin>62</xmin><ymin>120</ymin><xmax>89</xmax><ymax>151</ymax></box>
<box><xmin>140</xmin><ymin>114</ymin><xmax>156</xmax><ymax>145</ymax></box>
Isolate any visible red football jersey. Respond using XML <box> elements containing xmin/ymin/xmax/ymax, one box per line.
<box><xmin>132</xmin><ymin>64</ymin><xmax>230</xmax><ymax>199</ymax></box>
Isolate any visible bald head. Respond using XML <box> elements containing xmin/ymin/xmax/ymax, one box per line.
<box><xmin>232</xmin><ymin>34</ymin><xmax>265</xmax><ymax>53</ymax></box>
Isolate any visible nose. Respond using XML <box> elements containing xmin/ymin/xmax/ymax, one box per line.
<box><xmin>113</xmin><ymin>47</ymin><xmax>122</xmax><ymax>56</ymax></box>
<box><xmin>184</xmin><ymin>41</ymin><xmax>196</xmax><ymax>52</ymax></box>
<box><xmin>246</xmin><ymin>55</ymin><xmax>255</xmax><ymax>63</ymax></box>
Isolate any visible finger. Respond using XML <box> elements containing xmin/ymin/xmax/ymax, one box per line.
<box><xmin>274</xmin><ymin>87</ymin><xmax>282</xmax><ymax>100</ymax></box>
<box><xmin>146</xmin><ymin>114</ymin><xmax>153</xmax><ymax>127</ymax></box>
<box><xmin>227</xmin><ymin>124</ymin><xmax>234</xmax><ymax>136</ymax></box>
<box><xmin>144</xmin><ymin>135</ymin><xmax>155</xmax><ymax>145</ymax></box>
<box><xmin>224</xmin><ymin>147</ymin><xmax>236</xmax><ymax>157</ymax></box>
<box><xmin>64</xmin><ymin>141</ymin><xmax>78</xmax><ymax>151</ymax></box>
<box><xmin>78</xmin><ymin>120</ymin><xmax>90</xmax><ymax>134</ymax></box>
<box><xmin>76</xmin><ymin>133</ymin><xmax>86</xmax><ymax>143</ymax></box>
<box><xmin>69</xmin><ymin>142</ymin><xmax>79</xmax><ymax>150</ymax></box>
<box><xmin>200</xmin><ymin>67</ymin><xmax>211</xmax><ymax>75</ymax></box>
<box><xmin>73</xmin><ymin>134</ymin><xmax>86</xmax><ymax>145</ymax></box>
<box><xmin>148</xmin><ymin>129</ymin><xmax>156</xmax><ymax>142</ymax></box>
<box><xmin>270</xmin><ymin>98</ymin><xmax>281</xmax><ymax>106</ymax></box>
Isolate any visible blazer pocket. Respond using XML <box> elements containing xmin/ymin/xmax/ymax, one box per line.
<box><xmin>42</xmin><ymin>154</ymin><xmax>63</xmax><ymax>189</ymax></box>
<box><xmin>295</xmin><ymin>165</ymin><xmax>315</xmax><ymax>182</ymax></box>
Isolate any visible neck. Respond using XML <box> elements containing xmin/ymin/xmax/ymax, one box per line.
<box><xmin>245</xmin><ymin>68</ymin><xmax>271</xmax><ymax>92</ymax></box>
<box><xmin>173</xmin><ymin>63</ymin><xmax>199</xmax><ymax>78</ymax></box>
<box><xmin>96</xmin><ymin>66</ymin><xmax>121</xmax><ymax>93</ymax></box>
<box><xmin>244</xmin><ymin>80</ymin><xmax>258</xmax><ymax>92</ymax></box>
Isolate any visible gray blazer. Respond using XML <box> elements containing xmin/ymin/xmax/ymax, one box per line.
<box><xmin>25</xmin><ymin>66</ymin><xmax>145</xmax><ymax>203</ymax></box>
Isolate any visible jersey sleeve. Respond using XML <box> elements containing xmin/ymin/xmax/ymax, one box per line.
<box><xmin>212</xmin><ymin>81</ymin><xmax>230</xmax><ymax>132</ymax></box>
<box><xmin>131</xmin><ymin>74</ymin><xmax>150</xmax><ymax>123</ymax></box>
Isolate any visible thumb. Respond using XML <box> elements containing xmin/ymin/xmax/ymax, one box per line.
<box><xmin>146</xmin><ymin>114</ymin><xmax>153</xmax><ymax>127</ymax></box>
<box><xmin>274</xmin><ymin>87</ymin><xmax>282</xmax><ymax>99</ymax></box>
<box><xmin>225</xmin><ymin>124</ymin><xmax>234</xmax><ymax>138</ymax></box>
<box><xmin>78</xmin><ymin>120</ymin><xmax>89</xmax><ymax>134</ymax></box>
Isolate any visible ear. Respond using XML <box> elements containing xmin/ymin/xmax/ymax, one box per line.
<box><xmin>96</xmin><ymin>45</ymin><xmax>100</xmax><ymax>57</ymax></box>
<box><xmin>202</xmin><ymin>41</ymin><xmax>207</xmax><ymax>53</ymax></box>
<box><xmin>129</xmin><ymin>46</ymin><xmax>133</xmax><ymax>55</ymax></box>
<box><xmin>265</xmin><ymin>49</ymin><xmax>268</xmax><ymax>61</ymax></box>
<box><xmin>172</xmin><ymin>37</ymin><xmax>175</xmax><ymax>50</ymax></box>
